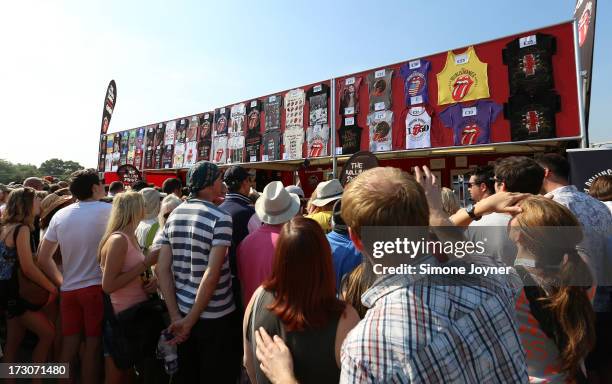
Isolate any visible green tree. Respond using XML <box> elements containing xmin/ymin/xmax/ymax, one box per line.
<box><xmin>0</xmin><ymin>159</ymin><xmax>41</xmax><ymax>184</ymax></box>
<box><xmin>39</xmin><ymin>158</ymin><xmax>84</xmax><ymax>179</ymax></box>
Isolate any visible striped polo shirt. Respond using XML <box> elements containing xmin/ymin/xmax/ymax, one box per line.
<box><xmin>159</xmin><ymin>198</ymin><xmax>235</xmax><ymax>319</ymax></box>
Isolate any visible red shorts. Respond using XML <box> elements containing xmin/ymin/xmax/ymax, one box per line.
<box><xmin>60</xmin><ymin>285</ymin><xmax>103</xmax><ymax>337</ymax></box>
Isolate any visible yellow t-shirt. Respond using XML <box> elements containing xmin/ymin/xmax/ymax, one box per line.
<box><xmin>436</xmin><ymin>46</ymin><xmax>490</xmax><ymax>105</ymax></box>
<box><xmin>306</xmin><ymin>211</ymin><xmax>333</xmax><ymax>233</ymax></box>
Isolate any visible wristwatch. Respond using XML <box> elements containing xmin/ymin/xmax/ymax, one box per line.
<box><xmin>465</xmin><ymin>203</ymin><xmax>481</xmax><ymax>221</ymax></box>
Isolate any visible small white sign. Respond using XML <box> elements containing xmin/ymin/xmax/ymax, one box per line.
<box><xmin>345</xmin><ymin>117</ymin><xmax>355</xmax><ymax>126</ymax></box>
<box><xmin>335</xmin><ymin>147</ymin><xmax>343</xmax><ymax>155</ymax></box>
<box><xmin>374</xmin><ymin>69</ymin><xmax>386</xmax><ymax>78</ymax></box>
<box><xmin>204</xmin><ymin>113</ymin><xmax>209</xmax><ymax>119</ymax></box>
<box><xmin>455</xmin><ymin>53</ymin><xmax>469</xmax><ymax>65</ymax></box>
<box><xmin>462</xmin><ymin>107</ymin><xmax>477</xmax><ymax>117</ymax></box>
<box><xmin>220</xmin><ymin>108</ymin><xmax>226</xmax><ymax>114</ymax></box>
<box><xmin>250</xmin><ymin>100</ymin><xmax>257</xmax><ymax>108</ymax></box>
<box><xmin>313</xmin><ymin>84</ymin><xmax>322</xmax><ymax>92</ymax></box>
<box><xmin>250</xmin><ymin>156</ymin><xmax>257</xmax><ymax>162</ymax></box>
<box><xmin>262</xmin><ymin>154</ymin><xmax>269</xmax><ymax>161</ymax></box>
<box><xmin>519</xmin><ymin>35</ymin><xmax>537</xmax><ymax>48</ymax></box>
<box><xmin>410</xmin><ymin>95</ymin><xmax>423</xmax><ymax>105</ymax></box>
<box><xmin>268</xmin><ymin>96</ymin><xmax>276</xmax><ymax>103</ymax></box>
<box><xmin>345</xmin><ymin>77</ymin><xmax>355</xmax><ymax>85</ymax></box>
<box><xmin>409</xmin><ymin>60</ymin><xmax>421</xmax><ymax>69</ymax></box>
<box><xmin>374</xmin><ymin>111</ymin><xmax>385</xmax><ymax>120</ymax></box>
<box><xmin>374</xmin><ymin>102</ymin><xmax>386</xmax><ymax>111</ymax></box>
<box><xmin>344</xmin><ymin>107</ymin><xmax>355</xmax><ymax>115</ymax></box>
<box><xmin>282</xmin><ymin>153</ymin><xmax>288</xmax><ymax>160</ymax></box>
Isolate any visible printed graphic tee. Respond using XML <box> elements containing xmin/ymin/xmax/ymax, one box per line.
<box><xmin>405</xmin><ymin>106</ymin><xmax>432</xmax><ymax>149</ymax></box>
<box><xmin>246</xmin><ymin>129</ymin><xmax>262</xmax><ymax>162</ymax></box>
<box><xmin>164</xmin><ymin>121</ymin><xmax>177</xmax><ymax>146</ymax></box>
<box><xmin>437</xmin><ymin>46</ymin><xmax>490</xmax><ymax>105</ymax></box>
<box><xmin>144</xmin><ymin>126</ymin><xmax>156</xmax><ymax>169</ymax></box>
<box><xmin>284</xmin><ymin>88</ymin><xmax>305</xmax><ymax>129</ymax></box>
<box><xmin>338</xmin><ymin>119</ymin><xmax>363</xmax><ymax>155</ymax></box>
<box><xmin>505</xmin><ymin>91</ymin><xmax>560</xmax><ymax>141</ymax></box>
<box><xmin>367</xmin><ymin>69</ymin><xmax>394</xmax><ymax>112</ymax></box>
<box><xmin>306</xmin><ymin>84</ymin><xmax>330</xmax><ymax>126</ymax></box>
<box><xmin>175</xmin><ymin>119</ymin><xmax>188</xmax><ymax>144</ymax></box>
<box><xmin>186</xmin><ymin>116</ymin><xmax>199</xmax><ymax>142</ymax></box>
<box><xmin>211</xmin><ymin>135</ymin><xmax>228</xmax><ymax>164</ymax></box>
<box><xmin>173</xmin><ymin>143</ymin><xmax>185</xmax><ymax>168</ymax></box>
<box><xmin>197</xmin><ymin>113</ymin><xmax>213</xmax><ymax>162</ymax></box>
<box><xmin>400</xmin><ymin>59</ymin><xmax>431</xmax><ymax>106</ymax></box>
<box><xmin>214</xmin><ymin>107</ymin><xmax>230</xmax><ymax>136</ymax></box>
<box><xmin>283</xmin><ymin>127</ymin><xmax>304</xmax><ymax>160</ymax></box>
<box><xmin>183</xmin><ymin>141</ymin><xmax>198</xmax><ymax>168</ymax></box>
<box><xmin>228</xmin><ymin>133</ymin><xmax>245</xmax><ymax>164</ymax></box>
<box><xmin>162</xmin><ymin>144</ymin><xmax>174</xmax><ymax>168</ymax></box>
<box><xmin>263</xmin><ymin>95</ymin><xmax>282</xmax><ymax>131</ymax></box>
<box><xmin>503</xmin><ymin>33</ymin><xmax>556</xmax><ymax>95</ymax></box>
<box><xmin>306</xmin><ymin>124</ymin><xmax>329</xmax><ymax>158</ymax></box>
<box><xmin>229</xmin><ymin>103</ymin><xmax>246</xmax><ymax>135</ymax></box>
<box><xmin>338</xmin><ymin>76</ymin><xmax>362</xmax><ymax>116</ymax></box>
<box><xmin>246</xmin><ymin>100</ymin><xmax>262</xmax><ymax>132</ymax></box>
<box><xmin>367</xmin><ymin>110</ymin><xmax>394</xmax><ymax>152</ymax></box>
<box><xmin>262</xmin><ymin>130</ymin><xmax>281</xmax><ymax>161</ymax></box>
<box><xmin>439</xmin><ymin>100</ymin><xmax>502</xmax><ymax>145</ymax></box>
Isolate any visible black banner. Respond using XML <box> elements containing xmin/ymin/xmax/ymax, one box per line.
<box><xmin>574</xmin><ymin>0</ymin><xmax>597</xmax><ymax>133</ymax></box>
<box><xmin>339</xmin><ymin>151</ymin><xmax>379</xmax><ymax>186</ymax></box>
<box><xmin>98</xmin><ymin>80</ymin><xmax>117</xmax><ymax>172</ymax></box>
<box><xmin>567</xmin><ymin>148</ymin><xmax>612</xmax><ymax>193</ymax></box>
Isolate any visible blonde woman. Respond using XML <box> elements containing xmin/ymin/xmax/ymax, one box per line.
<box><xmin>150</xmin><ymin>194</ymin><xmax>182</xmax><ymax>251</ymax></box>
<box><xmin>0</xmin><ymin>188</ymin><xmax>56</xmax><ymax>384</ymax></box>
<box><xmin>98</xmin><ymin>192</ymin><xmax>160</xmax><ymax>383</ymax></box>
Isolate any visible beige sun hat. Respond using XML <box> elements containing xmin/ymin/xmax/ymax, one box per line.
<box><xmin>310</xmin><ymin>179</ymin><xmax>343</xmax><ymax>207</ymax></box>
<box><xmin>255</xmin><ymin>181</ymin><xmax>301</xmax><ymax>225</ymax></box>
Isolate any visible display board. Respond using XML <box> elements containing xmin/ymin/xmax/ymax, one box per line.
<box><xmin>100</xmin><ymin>21</ymin><xmax>581</xmax><ymax>171</ymax></box>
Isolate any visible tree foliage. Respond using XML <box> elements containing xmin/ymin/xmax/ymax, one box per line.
<box><xmin>0</xmin><ymin>158</ymin><xmax>84</xmax><ymax>184</ymax></box>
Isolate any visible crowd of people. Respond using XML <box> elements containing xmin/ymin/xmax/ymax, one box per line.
<box><xmin>0</xmin><ymin>152</ymin><xmax>611</xmax><ymax>383</ymax></box>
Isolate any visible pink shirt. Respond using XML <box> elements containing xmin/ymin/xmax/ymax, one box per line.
<box><xmin>237</xmin><ymin>224</ymin><xmax>282</xmax><ymax>306</ymax></box>
<box><xmin>109</xmin><ymin>232</ymin><xmax>148</xmax><ymax>313</ymax></box>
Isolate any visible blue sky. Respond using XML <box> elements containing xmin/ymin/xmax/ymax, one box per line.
<box><xmin>1</xmin><ymin>0</ymin><xmax>609</xmax><ymax>167</ymax></box>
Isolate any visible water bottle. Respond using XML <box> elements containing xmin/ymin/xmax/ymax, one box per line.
<box><xmin>157</xmin><ymin>330</ymin><xmax>178</xmax><ymax>375</ymax></box>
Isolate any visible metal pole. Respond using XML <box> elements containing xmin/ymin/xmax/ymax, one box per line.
<box><xmin>572</xmin><ymin>19</ymin><xmax>588</xmax><ymax>148</ymax></box>
<box><xmin>330</xmin><ymin>78</ymin><xmax>337</xmax><ymax>178</ymax></box>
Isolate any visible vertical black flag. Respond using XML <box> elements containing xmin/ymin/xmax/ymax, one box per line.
<box><xmin>98</xmin><ymin>80</ymin><xmax>117</xmax><ymax>171</ymax></box>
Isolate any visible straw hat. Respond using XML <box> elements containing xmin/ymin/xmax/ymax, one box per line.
<box><xmin>40</xmin><ymin>194</ymin><xmax>72</xmax><ymax>220</ymax></box>
<box><xmin>255</xmin><ymin>181</ymin><xmax>301</xmax><ymax>225</ymax></box>
<box><xmin>311</xmin><ymin>179</ymin><xmax>343</xmax><ymax>207</ymax></box>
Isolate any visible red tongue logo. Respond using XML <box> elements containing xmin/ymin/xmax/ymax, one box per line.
<box><xmin>309</xmin><ymin>141</ymin><xmax>323</xmax><ymax>157</ymax></box>
<box><xmin>412</xmin><ymin>124</ymin><xmax>423</xmax><ymax>137</ymax></box>
<box><xmin>452</xmin><ymin>75</ymin><xmax>474</xmax><ymax>101</ymax></box>
<box><xmin>579</xmin><ymin>7</ymin><xmax>591</xmax><ymax>47</ymax></box>
<box><xmin>461</xmin><ymin>124</ymin><xmax>480</xmax><ymax>145</ymax></box>
<box><xmin>215</xmin><ymin>148</ymin><xmax>224</xmax><ymax>162</ymax></box>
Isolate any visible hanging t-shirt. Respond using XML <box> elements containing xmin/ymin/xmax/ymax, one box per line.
<box><xmin>306</xmin><ymin>124</ymin><xmax>329</xmax><ymax>158</ymax></box>
<box><xmin>338</xmin><ymin>76</ymin><xmax>362</xmax><ymax>116</ymax></box>
<box><xmin>306</xmin><ymin>84</ymin><xmax>330</xmax><ymax>126</ymax></box>
<box><xmin>230</xmin><ymin>103</ymin><xmax>246</xmax><ymax>135</ymax></box>
<box><xmin>175</xmin><ymin>119</ymin><xmax>188</xmax><ymax>144</ymax></box>
<box><xmin>134</xmin><ymin>127</ymin><xmax>145</xmax><ymax>169</ymax></box>
<box><xmin>439</xmin><ymin>100</ymin><xmax>502</xmax><ymax>146</ymax></box>
<box><xmin>228</xmin><ymin>132</ymin><xmax>245</xmax><ymax>164</ymax></box>
<box><xmin>197</xmin><ymin>113</ymin><xmax>213</xmax><ymax>162</ymax></box>
<box><xmin>154</xmin><ymin>123</ymin><xmax>165</xmax><ymax>148</ymax></box>
<box><xmin>405</xmin><ymin>106</ymin><xmax>432</xmax><ymax>149</ymax></box>
<box><xmin>262</xmin><ymin>130</ymin><xmax>281</xmax><ymax>161</ymax></box>
<box><xmin>164</xmin><ymin>120</ymin><xmax>177</xmax><ymax>146</ymax></box>
<box><xmin>437</xmin><ymin>46</ymin><xmax>490</xmax><ymax>105</ymax></box>
<box><xmin>367</xmin><ymin>111</ymin><xmax>393</xmax><ymax>152</ymax></box>
<box><xmin>502</xmin><ymin>33</ymin><xmax>556</xmax><ymax>95</ymax></box>
<box><xmin>283</xmin><ymin>127</ymin><xmax>304</xmax><ymax>160</ymax></box>
<box><xmin>284</xmin><ymin>88</ymin><xmax>305</xmax><ymax>129</ymax></box>
<box><xmin>186</xmin><ymin>115</ymin><xmax>199</xmax><ymax>142</ymax></box>
<box><xmin>246</xmin><ymin>100</ymin><xmax>262</xmax><ymax>132</ymax></box>
<box><xmin>120</xmin><ymin>133</ymin><xmax>129</xmax><ymax>165</ymax></box>
<box><xmin>197</xmin><ymin>139</ymin><xmax>212</xmax><ymax>163</ymax></box>
<box><xmin>183</xmin><ymin>141</ymin><xmax>198</xmax><ymax>168</ymax></box>
<box><xmin>162</xmin><ymin>144</ymin><xmax>174</xmax><ymax>168</ymax></box>
<box><xmin>400</xmin><ymin>59</ymin><xmax>431</xmax><ymax>106</ymax></box>
<box><xmin>263</xmin><ymin>95</ymin><xmax>282</xmax><ymax>131</ymax></box>
<box><xmin>211</xmin><ymin>135</ymin><xmax>228</xmax><ymax>164</ymax></box>
<box><xmin>173</xmin><ymin>143</ymin><xmax>185</xmax><ymax>167</ymax></box>
<box><xmin>505</xmin><ymin>91</ymin><xmax>560</xmax><ymax>142</ymax></box>
<box><xmin>338</xmin><ymin>118</ymin><xmax>363</xmax><ymax>155</ymax></box>
<box><xmin>367</xmin><ymin>68</ymin><xmax>394</xmax><ymax>112</ymax></box>
<box><xmin>153</xmin><ymin>145</ymin><xmax>163</xmax><ymax>169</ymax></box>
<box><xmin>127</xmin><ymin>130</ymin><xmax>136</xmax><ymax>165</ymax></box>
<box><xmin>214</xmin><ymin>107</ymin><xmax>230</xmax><ymax>136</ymax></box>
<box><xmin>144</xmin><ymin>126</ymin><xmax>156</xmax><ymax>169</ymax></box>
<box><xmin>246</xmin><ymin>129</ymin><xmax>262</xmax><ymax>162</ymax></box>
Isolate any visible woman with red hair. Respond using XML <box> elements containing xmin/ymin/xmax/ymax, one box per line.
<box><xmin>242</xmin><ymin>216</ymin><xmax>359</xmax><ymax>384</ymax></box>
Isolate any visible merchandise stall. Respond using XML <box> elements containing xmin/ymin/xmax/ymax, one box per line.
<box><xmin>99</xmin><ymin>20</ymin><xmax>585</xmax><ymax>203</ymax></box>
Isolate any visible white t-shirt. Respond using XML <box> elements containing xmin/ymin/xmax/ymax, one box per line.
<box><xmin>44</xmin><ymin>201</ymin><xmax>112</xmax><ymax>292</ymax></box>
<box><xmin>283</xmin><ymin>127</ymin><xmax>305</xmax><ymax>160</ymax></box>
<box><xmin>465</xmin><ymin>212</ymin><xmax>516</xmax><ymax>266</ymax></box>
<box><xmin>405</xmin><ymin>106</ymin><xmax>431</xmax><ymax>149</ymax></box>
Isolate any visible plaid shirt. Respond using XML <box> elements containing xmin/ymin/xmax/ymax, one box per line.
<box><xmin>340</xmin><ymin>255</ymin><xmax>527</xmax><ymax>383</ymax></box>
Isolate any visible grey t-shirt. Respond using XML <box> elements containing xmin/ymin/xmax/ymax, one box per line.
<box><xmin>465</xmin><ymin>212</ymin><xmax>517</xmax><ymax>266</ymax></box>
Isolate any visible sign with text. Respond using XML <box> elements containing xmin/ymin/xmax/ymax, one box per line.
<box><xmin>339</xmin><ymin>151</ymin><xmax>379</xmax><ymax>186</ymax></box>
<box><xmin>567</xmin><ymin>148</ymin><xmax>612</xmax><ymax>193</ymax></box>
<box><xmin>116</xmin><ymin>164</ymin><xmax>143</xmax><ymax>186</ymax></box>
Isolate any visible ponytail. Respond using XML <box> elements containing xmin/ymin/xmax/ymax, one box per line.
<box><xmin>544</xmin><ymin>249</ymin><xmax>595</xmax><ymax>381</ymax></box>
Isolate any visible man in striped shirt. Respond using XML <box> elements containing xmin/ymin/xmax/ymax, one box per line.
<box><xmin>156</xmin><ymin>161</ymin><xmax>241</xmax><ymax>383</ymax></box>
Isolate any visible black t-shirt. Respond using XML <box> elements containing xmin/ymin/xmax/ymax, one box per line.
<box><xmin>306</xmin><ymin>84</ymin><xmax>330</xmax><ymax>126</ymax></box>
<box><xmin>246</xmin><ymin>100</ymin><xmax>262</xmax><ymax>131</ymax></box>
<box><xmin>502</xmin><ymin>33</ymin><xmax>556</xmax><ymax>95</ymax></box>
<box><xmin>263</xmin><ymin>130</ymin><xmax>281</xmax><ymax>161</ymax></box>
<box><xmin>199</xmin><ymin>113</ymin><xmax>213</xmax><ymax>141</ymax></box>
<box><xmin>214</xmin><ymin>107</ymin><xmax>230</xmax><ymax>136</ymax></box>
<box><xmin>197</xmin><ymin>140</ymin><xmax>212</xmax><ymax>162</ymax></box>
<box><xmin>162</xmin><ymin>144</ymin><xmax>174</xmax><ymax>168</ymax></box>
<box><xmin>144</xmin><ymin>126</ymin><xmax>155</xmax><ymax>168</ymax></box>
<box><xmin>338</xmin><ymin>123</ymin><xmax>363</xmax><ymax>155</ymax></box>
<box><xmin>504</xmin><ymin>91</ymin><xmax>560</xmax><ymax>142</ymax></box>
<box><xmin>263</xmin><ymin>95</ymin><xmax>283</xmax><ymax>132</ymax></box>
<box><xmin>246</xmin><ymin>129</ymin><xmax>262</xmax><ymax>162</ymax></box>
